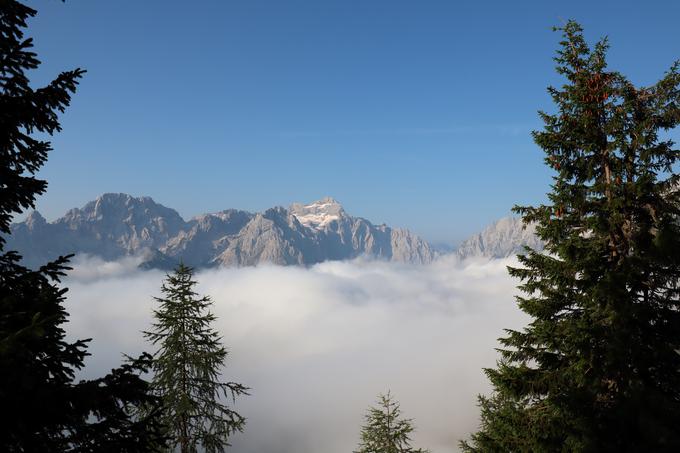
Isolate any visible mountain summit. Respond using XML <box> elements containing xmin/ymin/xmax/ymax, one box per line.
<box><xmin>289</xmin><ymin>197</ymin><xmax>345</xmax><ymax>230</ymax></box>
<box><xmin>8</xmin><ymin>194</ymin><xmax>436</xmax><ymax>269</ymax></box>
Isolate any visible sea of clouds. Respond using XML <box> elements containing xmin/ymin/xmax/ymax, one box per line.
<box><xmin>62</xmin><ymin>254</ymin><xmax>528</xmax><ymax>453</ymax></box>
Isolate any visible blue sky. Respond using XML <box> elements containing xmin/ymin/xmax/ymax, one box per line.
<box><xmin>24</xmin><ymin>0</ymin><xmax>680</xmax><ymax>243</ymax></box>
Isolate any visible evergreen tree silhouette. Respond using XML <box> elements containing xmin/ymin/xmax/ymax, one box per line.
<box><xmin>462</xmin><ymin>21</ymin><xmax>680</xmax><ymax>452</ymax></box>
<box><xmin>145</xmin><ymin>263</ymin><xmax>248</xmax><ymax>452</ymax></box>
<box><xmin>355</xmin><ymin>392</ymin><xmax>429</xmax><ymax>453</ymax></box>
<box><xmin>0</xmin><ymin>1</ymin><xmax>166</xmax><ymax>450</ymax></box>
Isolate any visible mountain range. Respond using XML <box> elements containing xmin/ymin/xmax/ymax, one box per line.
<box><xmin>7</xmin><ymin>193</ymin><xmax>542</xmax><ymax>269</ymax></box>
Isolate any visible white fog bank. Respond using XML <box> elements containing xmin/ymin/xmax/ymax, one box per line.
<box><xmin>63</xmin><ymin>255</ymin><xmax>528</xmax><ymax>453</ymax></box>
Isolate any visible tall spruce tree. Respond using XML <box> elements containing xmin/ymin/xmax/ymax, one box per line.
<box><xmin>355</xmin><ymin>392</ymin><xmax>429</xmax><ymax>453</ymax></box>
<box><xmin>145</xmin><ymin>264</ymin><xmax>248</xmax><ymax>452</ymax></box>
<box><xmin>461</xmin><ymin>21</ymin><xmax>680</xmax><ymax>452</ymax></box>
<box><xmin>0</xmin><ymin>1</ymin><xmax>166</xmax><ymax>451</ymax></box>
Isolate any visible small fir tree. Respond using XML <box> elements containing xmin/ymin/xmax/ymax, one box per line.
<box><xmin>355</xmin><ymin>392</ymin><xmax>429</xmax><ymax>453</ymax></box>
<box><xmin>461</xmin><ymin>21</ymin><xmax>680</xmax><ymax>452</ymax></box>
<box><xmin>145</xmin><ymin>264</ymin><xmax>248</xmax><ymax>452</ymax></box>
<box><xmin>0</xmin><ymin>1</ymin><xmax>166</xmax><ymax>450</ymax></box>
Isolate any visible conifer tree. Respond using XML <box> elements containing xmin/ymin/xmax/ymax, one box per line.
<box><xmin>355</xmin><ymin>392</ymin><xmax>429</xmax><ymax>453</ymax></box>
<box><xmin>461</xmin><ymin>21</ymin><xmax>680</xmax><ymax>452</ymax></box>
<box><xmin>145</xmin><ymin>264</ymin><xmax>248</xmax><ymax>452</ymax></box>
<box><xmin>0</xmin><ymin>1</ymin><xmax>166</xmax><ymax>450</ymax></box>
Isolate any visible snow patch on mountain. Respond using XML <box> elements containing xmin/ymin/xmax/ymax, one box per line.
<box><xmin>289</xmin><ymin>197</ymin><xmax>345</xmax><ymax>230</ymax></box>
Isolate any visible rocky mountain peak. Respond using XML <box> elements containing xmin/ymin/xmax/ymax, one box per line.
<box><xmin>92</xmin><ymin>193</ymin><xmax>162</xmax><ymax>212</ymax></box>
<box><xmin>456</xmin><ymin>216</ymin><xmax>542</xmax><ymax>259</ymax></box>
<box><xmin>289</xmin><ymin>197</ymin><xmax>346</xmax><ymax>230</ymax></box>
<box><xmin>63</xmin><ymin>193</ymin><xmax>185</xmax><ymax>226</ymax></box>
<box><xmin>25</xmin><ymin>211</ymin><xmax>47</xmax><ymax>230</ymax></box>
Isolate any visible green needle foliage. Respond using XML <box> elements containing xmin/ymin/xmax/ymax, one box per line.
<box><xmin>0</xmin><ymin>1</ymin><xmax>166</xmax><ymax>450</ymax></box>
<box><xmin>145</xmin><ymin>264</ymin><xmax>248</xmax><ymax>452</ymax></box>
<box><xmin>461</xmin><ymin>21</ymin><xmax>680</xmax><ymax>452</ymax></box>
<box><xmin>355</xmin><ymin>391</ymin><xmax>429</xmax><ymax>453</ymax></box>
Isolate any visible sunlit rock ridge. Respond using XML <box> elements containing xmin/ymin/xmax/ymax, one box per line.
<box><xmin>8</xmin><ymin>194</ymin><xmax>438</xmax><ymax>269</ymax></box>
<box><xmin>455</xmin><ymin>216</ymin><xmax>543</xmax><ymax>259</ymax></box>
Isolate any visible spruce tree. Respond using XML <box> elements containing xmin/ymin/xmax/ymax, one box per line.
<box><xmin>0</xmin><ymin>1</ymin><xmax>166</xmax><ymax>450</ymax></box>
<box><xmin>461</xmin><ymin>21</ymin><xmax>680</xmax><ymax>452</ymax></box>
<box><xmin>145</xmin><ymin>264</ymin><xmax>248</xmax><ymax>452</ymax></box>
<box><xmin>355</xmin><ymin>392</ymin><xmax>429</xmax><ymax>453</ymax></box>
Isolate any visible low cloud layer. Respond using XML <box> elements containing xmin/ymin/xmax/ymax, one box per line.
<box><xmin>63</xmin><ymin>255</ymin><xmax>527</xmax><ymax>453</ymax></box>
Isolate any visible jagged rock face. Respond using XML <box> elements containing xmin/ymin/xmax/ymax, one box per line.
<box><xmin>456</xmin><ymin>216</ymin><xmax>543</xmax><ymax>259</ymax></box>
<box><xmin>58</xmin><ymin>193</ymin><xmax>186</xmax><ymax>251</ymax></box>
<box><xmin>8</xmin><ymin>193</ymin><xmax>187</xmax><ymax>268</ymax></box>
<box><xmin>390</xmin><ymin>227</ymin><xmax>437</xmax><ymax>264</ymax></box>
<box><xmin>212</xmin><ymin>208</ymin><xmax>317</xmax><ymax>266</ymax></box>
<box><xmin>290</xmin><ymin>198</ymin><xmax>434</xmax><ymax>264</ymax></box>
<box><xmin>162</xmin><ymin>209</ymin><xmax>254</xmax><ymax>267</ymax></box>
<box><xmin>7</xmin><ymin>194</ymin><xmax>436</xmax><ymax>269</ymax></box>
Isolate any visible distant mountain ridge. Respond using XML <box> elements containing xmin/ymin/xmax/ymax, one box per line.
<box><xmin>455</xmin><ymin>216</ymin><xmax>543</xmax><ymax>259</ymax></box>
<box><xmin>8</xmin><ymin>194</ymin><xmax>437</xmax><ymax>269</ymax></box>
